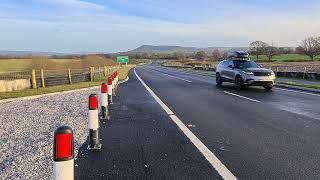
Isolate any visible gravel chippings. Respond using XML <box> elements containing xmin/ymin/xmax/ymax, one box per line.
<box><xmin>0</xmin><ymin>88</ymin><xmax>99</xmax><ymax>179</ymax></box>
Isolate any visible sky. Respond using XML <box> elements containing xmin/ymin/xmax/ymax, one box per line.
<box><xmin>0</xmin><ymin>0</ymin><xmax>319</xmax><ymax>53</ymax></box>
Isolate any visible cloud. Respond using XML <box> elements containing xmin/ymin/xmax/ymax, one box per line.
<box><xmin>0</xmin><ymin>0</ymin><xmax>320</xmax><ymax>53</ymax></box>
<box><xmin>36</xmin><ymin>0</ymin><xmax>106</xmax><ymax>10</ymax></box>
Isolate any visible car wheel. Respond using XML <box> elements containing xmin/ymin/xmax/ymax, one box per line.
<box><xmin>264</xmin><ymin>86</ymin><xmax>273</xmax><ymax>90</ymax></box>
<box><xmin>235</xmin><ymin>76</ymin><xmax>244</xmax><ymax>90</ymax></box>
<box><xmin>216</xmin><ymin>73</ymin><xmax>223</xmax><ymax>86</ymax></box>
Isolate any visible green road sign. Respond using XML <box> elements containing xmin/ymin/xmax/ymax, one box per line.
<box><xmin>117</xmin><ymin>56</ymin><xmax>129</xmax><ymax>64</ymax></box>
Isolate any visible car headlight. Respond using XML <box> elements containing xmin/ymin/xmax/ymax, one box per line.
<box><xmin>242</xmin><ymin>71</ymin><xmax>253</xmax><ymax>75</ymax></box>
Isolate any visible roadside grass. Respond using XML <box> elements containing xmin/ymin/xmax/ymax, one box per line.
<box><xmin>277</xmin><ymin>81</ymin><xmax>320</xmax><ymax>90</ymax></box>
<box><xmin>0</xmin><ymin>65</ymin><xmax>135</xmax><ymax>100</ymax></box>
<box><xmin>250</xmin><ymin>54</ymin><xmax>320</xmax><ymax>62</ymax></box>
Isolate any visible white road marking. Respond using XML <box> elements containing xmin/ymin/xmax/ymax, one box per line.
<box><xmin>224</xmin><ymin>91</ymin><xmax>261</xmax><ymax>103</ymax></box>
<box><xmin>153</xmin><ymin>69</ymin><xmax>192</xmax><ymax>83</ymax></box>
<box><xmin>134</xmin><ymin>68</ymin><xmax>237</xmax><ymax>180</ymax></box>
<box><xmin>274</xmin><ymin>87</ymin><xmax>320</xmax><ymax>97</ymax></box>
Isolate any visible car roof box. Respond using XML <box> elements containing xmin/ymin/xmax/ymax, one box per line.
<box><xmin>227</xmin><ymin>51</ymin><xmax>249</xmax><ymax>59</ymax></box>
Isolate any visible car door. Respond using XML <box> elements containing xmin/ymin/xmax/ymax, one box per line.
<box><xmin>222</xmin><ymin>60</ymin><xmax>234</xmax><ymax>81</ymax></box>
<box><xmin>227</xmin><ymin>60</ymin><xmax>237</xmax><ymax>81</ymax></box>
<box><xmin>220</xmin><ymin>60</ymin><xmax>230</xmax><ymax>80</ymax></box>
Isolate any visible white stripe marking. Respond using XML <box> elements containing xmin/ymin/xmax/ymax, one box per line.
<box><xmin>274</xmin><ymin>87</ymin><xmax>320</xmax><ymax>97</ymax></box>
<box><xmin>134</xmin><ymin>68</ymin><xmax>237</xmax><ymax>180</ymax></box>
<box><xmin>157</xmin><ymin>71</ymin><xmax>192</xmax><ymax>83</ymax></box>
<box><xmin>224</xmin><ymin>91</ymin><xmax>261</xmax><ymax>103</ymax></box>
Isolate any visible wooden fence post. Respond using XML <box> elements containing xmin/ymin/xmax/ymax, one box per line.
<box><xmin>89</xmin><ymin>67</ymin><xmax>93</xmax><ymax>81</ymax></box>
<box><xmin>98</xmin><ymin>66</ymin><xmax>102</xmax><ymax>78</ymax></box>
<box><xmin>276</xmin><ymin>67</ymin><xmax>278</xmax><ymax>76</ymax></box>
<box><xmin>40</xmin><ymin>69</ymin><xmax>45</xmax><ymax>88</ymax></box>
<box><xmin>68</xmin><ymin>68</ymin><xmax>72</xmax><ymax>84</ymax></box>
<box><xmin>303</xmin><ymin>67</ymin><xmax>307</xmax><ymax>79</ymax></box>
<box><xmin>104</xmin><ymin>66</ymin><xmax>107</xmax><ymax>77</ymax></box>
<box><xmin>92</xmin><ymin>67</ymin><xmax>95</xmax><ymax>81</ymax></box>
<box><xmin>31</xmin><ymin>69</ymin><xmax>37</xmax><ymax>89</ymax></box>
<box><xmin>285</xmin><ymin>67</ymin><xmax>288</xmax><ymax>77</ymax></box>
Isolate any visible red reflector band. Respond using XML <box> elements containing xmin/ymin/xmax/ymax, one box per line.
<box><xmin>89</xmin><ymin>95</ymin><xmax>98</xmax><ymax>110</ymax></box>
<box><xmin>108</xmin><ymin>78</ymin><xmax>112</xmax><ymax>85</ymax></box>
<box><xmin>56</xmin><ymin>134</ymin><xmax>72</xmax><ymax>159</ymax></box>
<box><xmin>101</xmin><ymin>83</ymin><xmax>107</xmax><ymax>93</ymax></box>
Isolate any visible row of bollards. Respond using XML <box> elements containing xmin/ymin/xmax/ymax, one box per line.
<box><xmin>53</xmin><ymin>71</ymin><xmax>119</xmax><ymax>180</ymax></box>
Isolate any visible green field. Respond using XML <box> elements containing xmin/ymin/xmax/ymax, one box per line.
<box><xmin>0</xmin><ymin>59</ymin><xmax>31</xmax><ymax>72</ymax></box>
<box><xmin>249</xmin><ymin>54</ymin><xmax>320</xmax><ymax>62</ymax></box>
<box><xmin>0</xmin><ymin>58</ymin><xmax>148</xmax><ymax>73</ymax></box>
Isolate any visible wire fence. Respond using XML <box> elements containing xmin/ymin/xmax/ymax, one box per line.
<box><xmin>0</xmin><ymin>66</ymin><xmax>119</xmax><ymax>90</ymax></box>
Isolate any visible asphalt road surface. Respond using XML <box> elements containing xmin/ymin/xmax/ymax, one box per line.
<box><xmin>77</xmin><ymin>64</ymin><xmax>320</xmax><ymax>179</ymax></box>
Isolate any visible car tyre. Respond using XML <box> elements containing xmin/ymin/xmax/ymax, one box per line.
<box><xmin>216</xmin><ymin>73</ymin><xmax>223</xmax><ymax>86</ymax></box>
<box><xmin>264</xmin><ymin>86</ymin><xmax>273</xmax><ymax>90</ymax></box>
<box><xmin>235</xmin><ymin>76</ymin><xmax>244</xmax><ymax>90</ymax></box>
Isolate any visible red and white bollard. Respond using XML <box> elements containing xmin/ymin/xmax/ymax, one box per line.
<box><xmin>107</xmin><ymin>77</ymin><xmax>113</xmax><ymax>104</ymax></box>
<box><xmin>115</xmin><ymin>71</ymin><xmax>119</xmax><ymax>89</ymax></box>
<box><xmin>100</xmin><ymin>83</ymin><xmax>109</xmax><ymax>120</ymax></box>
<box><xmin>88</xmin><ymin>94</ymin><xmax>101</xmax><ymax>150</ymax></box>
<box><xmin>53</xmin><ymin>126</ymin><xmax>74</xmax><ymax>180</ymax></box>
<box><xmin>112</xmin><ymin>74</ymin><xmax>116</xmax><ymax>96</ymax></box>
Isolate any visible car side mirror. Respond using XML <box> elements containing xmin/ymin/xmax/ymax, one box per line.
<box><xmin>228</xmin><ymin>65</ymin><xmax>234</xmax><ymax>68</ymax></box>
<box><xmin>259</xmin><ymin>64</ymin><xmax>263</xmax><ymax>68</ymax></box>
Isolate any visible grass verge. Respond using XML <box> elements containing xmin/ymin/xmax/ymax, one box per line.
<box><xmin>0</xmin><ymin>65</ymin><xmax>135</xmax><ymax>100</ymax></box>
<box><xmin>277</xmin><ymin>82</ymin><xmax>320</xmax><ymax>90</ymax></box>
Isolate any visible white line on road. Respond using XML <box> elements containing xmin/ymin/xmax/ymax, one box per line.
<box><xmin>134</xmin><ymin>68</ymin><xmax>237</xmax><ymax>180</ymax></box>
<box><xmin>153</xmin><ymin>69</ymin><xmax>192</xmax><ymax>83</ymax></box>
<box><xmin>224</xmin><ymin>91</ymin><xmax>261</xmax><ymax>103</ymax></box>
<box><xmin>274</xmin><ymin>87</ymin><xmax>320</xmax><ymax>97</ymax></box>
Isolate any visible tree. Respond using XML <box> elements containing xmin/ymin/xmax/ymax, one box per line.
<box><xmin>265</xmin><ymin>45</ymin><xmax>279</xmax><ymax>62</ymax></box>
<box><xmin>249</xmin><ymin>41</ymin><xmax>268</xmax><ymax>60</ymax></box>
<box><xmin>300</xmin><ymin>37</ymin><xmax>320</xmax><ymax>61</ymax></box>
<box><xmin>173</xmin><ymin>51</ymin><xmax>186</xmax><ymax>60</ymax></box>
<box><xmin>212</xmin><ymin>49</ymin><xmax>221</xmax><ymax>61</ymax></box>
<box><xmin>195</xmin><ymin>51</ymin><xmax>207</xmax><ymax>60</ymax></box>
<box><xmin>295</xmin><ymin>46</ymin><xmax>305</xmax><ymax>54</ymax></box>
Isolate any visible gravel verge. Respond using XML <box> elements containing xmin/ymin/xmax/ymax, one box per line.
<box><xmin>0</xmin><ymin>87</ymin><xmax>100</xmax><ymax>179</ymax></box>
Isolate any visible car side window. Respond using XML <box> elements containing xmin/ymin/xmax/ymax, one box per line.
<box><xmin>228</xmin><ymin>61</ymin><xmax>234</xmax><ymax>68</ymax></box>
<box><xmin>222</xmin><ymin>61</ymin><xmax>228</xmax><ymax>68</ymax></box>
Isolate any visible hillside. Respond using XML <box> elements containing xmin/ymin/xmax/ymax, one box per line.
<box><xmin>128</xmin><ymin>45</ymin><xmax>250</xmax><ymax>54</ymax></box>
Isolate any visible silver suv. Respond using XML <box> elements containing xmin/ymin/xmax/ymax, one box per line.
<box><xmin>216</xmin><ymin>51</ymin><xmax>276</xmax><ymax>90</ymax></box>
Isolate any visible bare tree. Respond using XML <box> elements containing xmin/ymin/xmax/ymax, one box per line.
<box><xmin>250</xmin><ymin>41</ymin><xmax>268</xmax><ymax>60</ymax></box>
<box><xmin>212</xmin><ymin>49</ymin><xmax>221</xmax><ymax>61</ymax></box>
<box><xmin>265</xmin><ymin>44</ymin><xmax>279</xmax><ymax>62</ymax></box>
<box><xmin>300</xmin><ymin>37</ymin><xmax>320</xmax><ymax>61</ymax></box>
<box><xmin>295</xmin><ymin>46</ymin><xmax>305</xmax><ymax>54</ymax></box>
<box><xmin>173</xmin><ymin>51</ymin><xmax>186</xmax><ymax>60</ymax></box>
<box><xmin>195</xmin><ymin>51</ymin><xmax>207</xmax><ymax>60</ymax></box>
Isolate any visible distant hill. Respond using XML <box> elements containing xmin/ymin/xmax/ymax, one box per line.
<box><xmin>128</xmin><ymin>45</ymin><xmax>251</xmax><ymax>54</ymax></box>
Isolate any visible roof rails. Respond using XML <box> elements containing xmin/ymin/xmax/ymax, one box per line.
<box><xmin>227</xmin><ymin>51</ymin><xmax>249</xmax><ymax>59</ymax></box>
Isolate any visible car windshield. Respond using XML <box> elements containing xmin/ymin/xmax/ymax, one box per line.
<box><xmin>233</xmin><ymin>60</ymin><xmax>260</xmax><ymax>69</ymax></box>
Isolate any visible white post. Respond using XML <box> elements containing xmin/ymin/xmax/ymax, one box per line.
<box><xmin>100</xmin><ymin>83</ymin><xmax>109</xmax><ymax>120</ymax></box>
<box><xmin>53</xmin><ymin>126</ymin><xmax>74</xmax><ymax>180</ymax></box>
<box><xmin>107</xmin><ymin>77</ymin><xmax>113</xmax><ymax>104</ymax></box>
<box><xmin>88</xmin><ymin>94</ymin><xmax>101</xmax><ymax>150</ymax></box>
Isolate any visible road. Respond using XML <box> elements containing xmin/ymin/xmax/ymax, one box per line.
<box><xmin>77</xmin><ymin>64</ymin><xmax>320</xmax><ymax>179</ymax></box>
